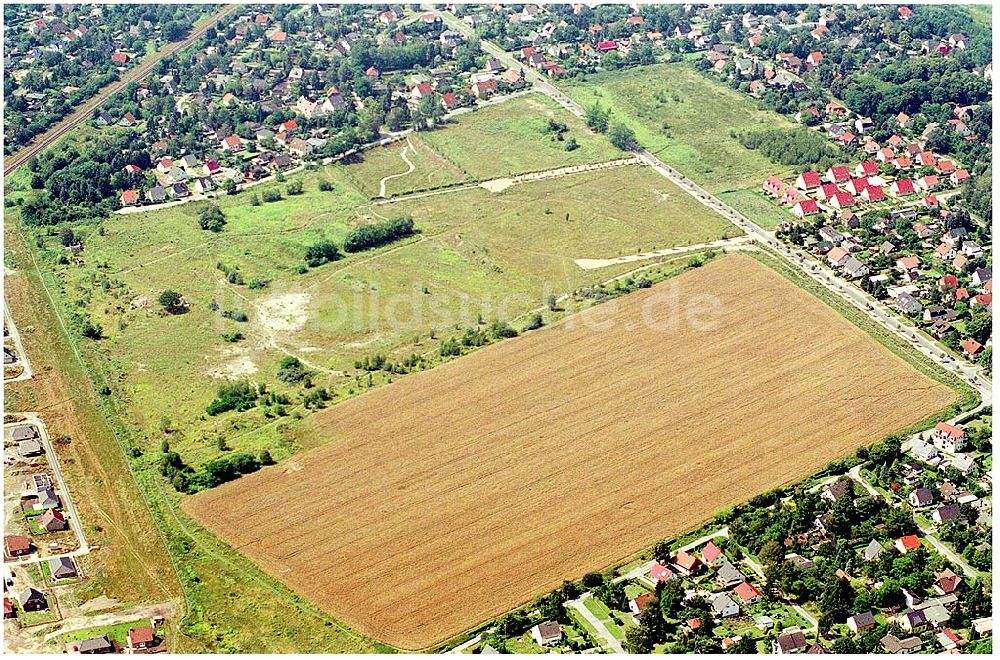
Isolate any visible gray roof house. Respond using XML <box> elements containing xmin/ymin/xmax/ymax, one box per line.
<box><xmin>18</xmin><ymin>439</ymin><xmax>43</xmax><ymax>457</ymax></box>
<box><xmin>715</xmin><ymin>560</ymin><xmax>746</xmax><ymax>588</ymax></box>
<box><xmin>48</xmin><ymin>556</ymin><xmax>77</xmax><ymax>580</ymax></box>
<box><xmin>711</xmin><ymin>593</ymin><xmax>740</xmax><ymax>618</ymax></box>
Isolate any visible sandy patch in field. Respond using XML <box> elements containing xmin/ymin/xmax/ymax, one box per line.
<box><xmin>257</xmin><ymin>293</ymin><xmax>311</xmax><ymax>335</ymax></box>
<box><xmin>185</xmin><ymin>255</ymin><xmax>955</xmax><ymax>650</ymax></box>
<box><xmin>479</xmin><ymin>178</ymin><xmax>514</xmax><ymax>193</ymax></box>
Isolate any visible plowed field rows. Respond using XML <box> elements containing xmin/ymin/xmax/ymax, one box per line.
<box><xmin>184</xmin><ymin>254</ymin><xmax>955</xmax><ymax>649</ymax></box>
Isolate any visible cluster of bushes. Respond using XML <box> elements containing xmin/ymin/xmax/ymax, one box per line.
<box><xmin>343</xmin><ymin>216</ymin><xmax>414</xmax><ymax>252</ymax></box>
<box><xmin>304</xmin><ymin>240</ymin><xmax>340</xmax><ymax>267</ymax></box>
<box><xmin>276</xmin><ymin>356</ymin><xmax>311</xmax><ymax>384</ymax></box>
<box><xmin>160</xmin><ymin>449</ymin><xmax>266</xmax><ymax>493</ymax></box>
<box><xmin>198</xmin><ymin>205</ymin><xmax>226</xmax><ymax>232</ymax></box>
<box><xmin>737</xmin><ymin>127</ymin><xmax>837</xmax><ymax>167</ymax></box>
<box><xmin>205</xmin><ymin>380</ymin><xmax>258</xmax><ymax>416</ymax></box>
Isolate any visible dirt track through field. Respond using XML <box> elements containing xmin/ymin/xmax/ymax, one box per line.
<box><xmin>183</xmin><ymin>255</ymin><xmax>955</xmax><ymax>650</ymax></box>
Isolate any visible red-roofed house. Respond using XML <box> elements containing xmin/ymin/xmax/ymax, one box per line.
<box><xmin>795</xmin><ymin>171</ymin><xmax>822</xmax><ymax>190</ymax></box>
<box><xmin>734</xmin><ymin>582</ymin><xmax>763</xmax><ymax>604</ymax></box>
<box><xmin>877</xmin><ymin>147</ymin><xmax>895</xmax><ymax>163</ymax></box>
<box><xmin>893</xmin><ymin>157</ymin><xmax>913</xmax><ymax>170</ymax></box>
<box><xmin>826</xmin><ymin>165</ymin><xmax>851</xmax><ymax>182</ymax></box>
<box><xmin>922</xmin><ymin>195</ymin><xmax>939</xmax><ymax>208</ymax></box>
<box><xmin>701</xmin><ymin>541</ymin><xmax>723</xmax><ymax>565</ymax></box>
<box><xmin>279</xmin><ymin>119</ymin><xmax>298</xmax><ymax>133</ymax></box>
<box><xmin>111</xmin><ymin>52</ymin><xmax>128</xmax><ymax>65</ymax></box>
<box><xmin>817</xmin><ymin>182</ymin><xmax>840</xmax><ymax>201</ymax></box>
<box><xmin>830</xmin><ymin>191</ymin><xmax>855</xmax><ymax>209</ymax></box>
<box><xmin>650</xmin><ymin>562</ymin><xmax>675</xmax><ymax>583</ymax></box>
<box><xmin>861</xmin><ymin>185</ymin><xmax>886</xmax><ymax>202</ymax></box>
<box><xmin>890</xmin><ymin>179</ymin><xmax>915</xmax><ymax>197</ymax></box>
<box><xmin>895</xmin><ymin>535</ymin><xmax>921</xmax><ymax>553</ymax></box>
<box><xmin>412</xmin><ymin>82</ymin><xmax>433</xmax><ymax>99</ymax></box>
<box><xmin>932</xmin><ymin>422</ymin><xmax>968</xmax><ymax>452</ymax></box>
<box><xmin>915</xmin><ymin>174</ymin><xmax>940</xmax><ymax>191</ymax></box>
<box><xmin>471</xmin><ymin>79</ymin><xmax>498</xmax><ymax>98</ymax></box>
<box><xmin>156</xmin><ymin>158</ymin><xmax>174</xmax><ymax>173</ymax></box>
<box><xmin>629</xmin><ymin>592</ymin><xmax>654</xmax><ymax>614</ymax></box>
<box><xmin>120</xmin><ymin>189</ymin><xmax>139</xmax><ymax>206</ymax></box>
<box><xmin>940</xmin><ymin>274</ymin><xmax>959</xmax><ymax>289</ymax></box>
<box><xmin>673</xmin><ymin>550</ymin><xmax>702</xmax><ymax>576</ymax></box>
<box><xmin>827</xmin><ymin>247</ymin><xmax>850</xmax><ymax>267</ymax></box>
<box><xmin>855</xmin><ymin>161</ymin><xmax>879</xmax><ymax>177</ymax></box>
<box><xmin>792</xmin><ymin>199</ymin><xmax>820</xmax><ymax>217</ymax></box>
<box><xmin>781</xmin><ymin>188</ymin><xmax>804</xmax><ymax>206</ymax></box>
<box><xmin>950</xmin><ymin>169</ymin><xmax>970</xmax><ymax>185</ymax></box>
<box><xmin>847</xmin><ymin>178</ymin><xmax>869</xmax><ymax>195</ymax></box>
<box><xmin>936</xmin><ymin>159</ymin><xmax>956</xmax><ymax>173</ymax></box>
<box><xmin>441</xmin><ymin>92</ymin><xmax>461</xmax><ymax>110</ymax></box>
<box><xmin>763</xmin><ymin>176</ymin><xmax>784</xmax><ymax>197</ymax></box>
<box><xmin>220</xmin><ymin>135</ymin><xmax>243</xmax><ymax>152</ymax></box>
<box><xmin>961</xmin><ymin>338</ymin><xmax>983</xmax><ymax>357</ymax></box>
<box><xmin>896</xmin><ymin>255</ymin><xmax>921</xmax><ymax>272</ymax></box>
<box><xmin>807</xmin><ymin>51</ymin><xmax>824</xmax><ymax>67</ymax></box>
<box><xmin>597</xmin><ymin>40</ymin><xmax>617</xmax><ymax>52</ymax></box>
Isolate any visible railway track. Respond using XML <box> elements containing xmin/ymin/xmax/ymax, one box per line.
<box><xmin>3</xmin><ymin>4</ymin><xmax>237</xmax><ymax>177</ymax></box>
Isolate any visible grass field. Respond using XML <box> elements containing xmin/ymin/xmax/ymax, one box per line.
<box><xmin>332</xmin><ymin>134</ymin><xmax>468</xmax><ymax>199</ymax></box>
<box><xmin>30</xmin><ymin>160</ymin><xmax>734</xmax><ymax>469</ymax></box>
<box><xmin>417</xmin><ymin>94</ymin><xmax>620</xmax><ymax>179</ymax></box>
<box><xmin>183</xmin><ymin>254</ymin><xmax>955</xmax><ymax>650</ymax></box>
<box><xmin>561</xmin><ymin>63</ymin><xmax>796</xmax><ymax>224</ymax></box>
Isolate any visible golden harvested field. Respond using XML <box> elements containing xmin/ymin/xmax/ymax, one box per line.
<box><xmin>184</xmin><ymin>254</ymin><xmax>955</xmax><ymax>650</ymax></box>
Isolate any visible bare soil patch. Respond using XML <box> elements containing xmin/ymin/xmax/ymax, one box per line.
<box><xmin>184</xmin><ymin>254</ymin><xmax>955</xmax><ymax>650</ymax></box>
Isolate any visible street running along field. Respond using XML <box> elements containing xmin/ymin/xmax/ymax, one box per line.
<box><xmin>183</xmin><ymin>254</ymin><xmax>956</xmax><ymax>650</ymax></box>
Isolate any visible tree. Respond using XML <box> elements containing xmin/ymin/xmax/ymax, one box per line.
<box><xmin>224</xmin><ymin>178</ymin><xmax>238</xmax><ymax>195</ymax></box>
<box><xmin>198</xmin><ymin>204</ymin><xmax>226</xmax><ymax>232</ymax></box>
<box><xmin>259</xmin><ymin>450</ymin><xmax>275</xmax><ymax>465</ymax></box>
<box><xmin>608</xmin><ymin>122</ymin><xmax>636</xmax><ymax>150</ymax></box>
<box><xmin>59</xmin><ymin>227</ymin><xmax>76</xmax><ymax>247</ymax></box>
<box><xmin>585</xmin><ymin>103</ymin><xmax>610</xmax><ymax>132</ymax></box>
<box><xmin>276</xmin><ymin>356</ymin><xmax>310</xmax><ymax>383</ymax></box>
<box><xmin>304</xmin><ymin>240</ymin><xmax>341</xmax><ymax>267</ymax></box>
<box><xmin>158</xmin><ymin>289</ymin><xmax>183</xmax><ymax>312</ymax></box>
<box><xmin>728</xmin><ymin>636</ymin><xmax>758</xmax><ymax>654</ymax></box>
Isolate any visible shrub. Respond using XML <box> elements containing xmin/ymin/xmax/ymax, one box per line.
<box><xmin>262</xmin><ymin>189</ymin><xmax>281</xmax><ymax>203</ymax></box>
<box><xmin>318</xmin><ymin>179</ymin><xmax>333</xmax><ymax>192</ymax></box>
<box><xmin>198</xmin><ymin>204</ymin><xmax>226</xmax><ymax>232</ymax></box>
<box><xmin>276</xmin><ymin>356</ymin><xmax>310</xmax><ymax>383</ymax></box>
<box><xmin>343</xmin><ymin>216</ymin><xmax>414</xmax><ymax>252</ymax></box>
<box><xmin>304</xmin><ymin>240</ymin><xmax>341</xmax><ymax>267</ymax></box>
<box><xmin>286</xmin><ymin>180</ymin><xmax>303</xmax><ymax>195</ymax></box>
<box><xmin>206</xmin><ymin>380</ymin><xmax>258</xmax><ymax>416</ymax></box>
<box><xmin>158</xmin><ymin>289</ymin><xmax>183</xmax><ymax>312</ymax></box>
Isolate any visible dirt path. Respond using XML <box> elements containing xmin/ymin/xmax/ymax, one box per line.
<box><xmin>378</xmin><ymin>138</ymin><xmax>417</xmax><ymax>198</ymax></box>
<box><xmin>42</xmin><ymin>601</ymin><xmax>179</xmax><ymax>644</ymax></box>
<box><xmin>574</xmin><ymin>236</ymin><xmax>752</xmax><ymax>270</ymax></box>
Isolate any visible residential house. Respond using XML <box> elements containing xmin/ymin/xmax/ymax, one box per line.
<box><xmin>715</xmin><ymin>561</ymin><xmax>746</xmax><ymax>588</ymax></box>
<box><xmin>128</xmin><ymin>626</ymin><xmax>156</xmax><ymax>651</ymax></box>
<box><xmin>895</xmin><ymin>535</ymin><xmax>921</xmax><ymax>553</ymax></box>
<box><xmin>17</xmin><ymin>587</ymin><xmax>46</xmax><ymax>612</ymax></box>
<box><xmin>881</xmin><ymin>634</ymin><xmax>922</xmax><ymax>654</ymax></box>
<box><xmin>530</xmin><ymin>621</ymin><xmax>562</xmax><ymax>646</ymax></box>
<box><xmin>932</xmin><ymin>503</ymin><xmax>961</xmax><ymax>524</ymax></box>
<box><xmin>5</xmin><ymin>535</ymin><xmax>32</xmax><ymax>557</ymax></box>
<box><xmin>847</xmin><ymin>612</ymin><xmax>876</xmax><ymax>633</ymax></box>
<box><xmin>629</xmin><ymin>592</ymin><xmax>654</xmax><ymax>614</ymax></box>
<box><xmin>711</xmin><ymin>593</ymin><xmax>740</xmax><ymax>619</ymax></box>
<box><xmin>672</xmin><ymin>550</ymin><xmax>701</xmax><ymax>576</ymax></box>
<box><xmin>774</xmin><ymin>629</ymin><xmax>808</xmax><ymax>654</ymax></box>
<box><xmin>48</xmin><ymin>556</ymin><xmax>77</xmax><ymax>580</ymax></box>
<box><xmin>733</xmin><ymin>581</ymin><xmax>762</xmax><ymax>604</ymax></box>
<box><xmin>909</xmin><ymin>487</ymin><xmax>933</xmax><ymax>507</ymax></box>
<box><xmin>38</xmin><ymin>509</ymin><xmax>67</xmax><ymax>532</ymax></box>
<box><xmin>931</xmin><ymin>422</ymin><xmax>967</xmax><ymax>453</ymax></box>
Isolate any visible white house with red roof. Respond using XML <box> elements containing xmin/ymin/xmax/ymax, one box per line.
<box><xmin>650</xmin><ymin>562</ymin><xmax>675</xmax><ymax>583</ymax></box>
<box><xmin>120</xmin><ymin>189</ymin><xmax>139</xmax><ymax>206</ymax></box>
<box><xmin>817</xmin><ymin>182</ymin><xmax>840</xmax><ymax>201</ymax></box>
<box><xmin>961</xmin><ymin>338</ymin><xmax>983</xmax><ymax>357</ymax></box>
<box><xmin>733</xmin><ymin>582</ymin><xmax>763</xmax><ymax>604</ymax></box>
<box><xmin>829</xmin><ymin>191</ymin><xmax>855</xmax><ymax>209</ymax></box>
<box><xmin>950</xmin><ymin>169</ymin><xmax>970</xmax><ymax>185</ymax></box>
<box><xmin>847</xmin><ymin>178</ymin><xmax>870</xmax><ymax>196</ymax></box>
<box><xmin>890</xmin><ymin>179</ymin><xmax>915</xmax><ymax>197</ymax></box>
<box><xmin>629</xmin><ymin>592</ymin><xmax>655</xmax><ymax>615</ymax></box>
<box><xmin>826</xmin><ymin>165</ymin><xmax>851</xmax><ymax>182</ymax></box>
<box><xmin>861</xmin><ymin>185</ymin><xmax>886</xmax><ymax>202</ymax></box>
<box><xmin>792</xmin><ymin>199</ymin><xmax>819</xmax><ymax>218</ymax></box>
<box><xmin>931</xmin><ymin>423</ymin><xmax>967</xmax><ymax>453</ymax></box>
<box><xmin>781</xmin><ymin>188</ymin><xmax>804</xmax><ymax>206</ymax></box>
<box><xmin>895</xmin><ymin>535</ymin><xmax>922</xmax><ymax>553</ymax></box>
<box><xmin>672</xmin><ymin>550</ymin><xmax>702</xmax><ymax>576</ymax></box>
<box><xmin>763</xmin><ymin>176</ymin><xmax>784</xmax><ymax>197</ymax></box>
<box><xmin>794</xmin><ymin>171</ymin><xmax>822</xmax><ymax>190</ymax></box>
<box><xmin>220</xmin><ymin>135</ymin><xmax>243</xmax><ymax>152</ymax></box>
<box><xmin>855</xmin><ymin>160</ymin><xmax>879</xmax><ymax>177</ymax></box>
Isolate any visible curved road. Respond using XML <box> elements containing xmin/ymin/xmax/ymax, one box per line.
<box><xmin>3</xmin><ymin>4</ymin><xmax>238</xmax><ymax>177</ymax></box>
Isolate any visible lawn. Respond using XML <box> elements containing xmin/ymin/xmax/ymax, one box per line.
<box><xmin>717</xmin><ymin>189</ymin><xmax>790</xmax><ymax>230</ymax></box>
<box><xmin>418</xmin><ymin>93</ymin><xmax>621</xmax><ymax>179</ymax></box>
<box><xmin>561</xmin><ymin>62</ymin><xmax>797</xmax><ymax>221</ymax></box>
<box><xmin>62</xmin><ymin>620</ymin><xmax>147</xmax><ymax>646</ymax></box>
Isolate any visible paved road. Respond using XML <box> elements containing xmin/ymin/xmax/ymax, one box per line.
<box><xmin>433</xmin><ymin>5</ymin><xmax>991</xmax><ymax>409</ymax></box>
<box><xmin>3</xmin><ymin>5</ymin><xmax>238</xmax><ymax>176</ymax></box>
<box><xmin>848</xmin><ymin>466</ymin><xmax>980</xmax><ymax>579</ymax></box>
<box><xmin>4</xmin><ymin>300</ymin><xmax>33</xmax><ymax>382</ymax></box>
<box><xmin>565</xmin><ymin>595</ymin><xmax>625</xmax><ymax>653</ymax></box>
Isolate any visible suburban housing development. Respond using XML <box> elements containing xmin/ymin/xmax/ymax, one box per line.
<box><xmin>2</xmin><ymin>1</ymin><xmax>992</xmax><ymax>655</ymax></box>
